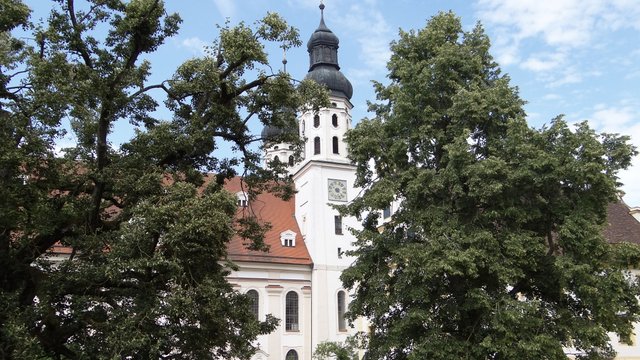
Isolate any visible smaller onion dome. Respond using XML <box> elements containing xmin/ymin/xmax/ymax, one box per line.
<box><xmin>261</xmin><ymin>124</ymin><xmax>288</xmax><ymax>139</ymax></box>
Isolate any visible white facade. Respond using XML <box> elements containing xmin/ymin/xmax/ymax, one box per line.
<box><xmin>293</xmin><ymin>94</ymin><xmax>363</xmax><ymax>351</ymax></box>
<box><xmin>228</xmin><ymin>261</ymin><xmax>313</xmax><ymax>359</ymax></box>
<box><xmin>240</xmin><ymin>3</ymin><xmax>365</xmax><ymax>356</ymax></box>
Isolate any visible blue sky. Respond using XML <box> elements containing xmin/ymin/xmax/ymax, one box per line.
<box><xmin>26</xmin><ymin>0</ymin><xmax>640</xmax><ymax>206</ymax></box>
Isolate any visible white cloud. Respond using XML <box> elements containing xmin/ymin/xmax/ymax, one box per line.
<box><xmin>587</xmin><ymin>104</ymin><xmax>640</xmax><ymax>206</ymax></box>
<box><xmin>521</xmin><ymin>52</ymin><xmax>567</xmax><ymax>72</ymax></box>
<box><xmin>179</xmin><ymin>37</ymin><xmax>208</xmax><ymax>55</ymax></box>
<box><xmin>475</xmin><ymin>0</ymin><xmax>640</xmax><ymax>87</ymax></box>
<box><xmin>335</xmin><ymin>0</ymin><xmax>392</xmax><ymax>81</ymax></box>
<box><xmin>592</xmin><ymin>107</ymin><xmax>635</xmax><ymax>129</ymax></box>
<box><xmin>476</xmin><ymin>0</ymin><xmax>602</xmax><ymax>47</ymax></box>
<box><xmin>625</xmin><ymin>70</ymin><xmax>640</xmax><ymax>80</ymax></box>
<box><xmin>212</xmin><ymin>0</ymin><xmax>236</xmax><ymax>18</ymax></box>
<box><xmin>547</xmin><ymin>70</ymin><xmax>582</xmax><ymax>87</ymax></box>
<box><xmin>542</xmin><ymin>93</ymin><xmax>561</xmax><ymax>101</ymax></box>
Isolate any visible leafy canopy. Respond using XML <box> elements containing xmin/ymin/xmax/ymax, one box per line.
<box><xmin>342</xmin><ymin>11</ymin><xmax>639</xmax><ymax>360</ymax></box>
<box><xmin>0</xmin><ymin>1</ymin><xmax>326</xmax><ymax>359</ymax></box>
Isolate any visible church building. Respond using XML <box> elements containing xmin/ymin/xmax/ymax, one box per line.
<box><xmin>225</xmin><ymin>3</ymin><xmax>366</xmax><ymax>359</ymax></box>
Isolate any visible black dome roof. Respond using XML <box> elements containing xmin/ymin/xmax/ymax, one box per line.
<box><xmin>305</xmin><ymin>65</ymin><xmax>353</xmax><ymax>100</ymax></box>
<box><xmin>305</xmin><ymin>3</ymin><xmax>352</xmax><ymax>101</ymax></box>
<box><xmin>306</xmin><ymin>16</ymin><xmax>339</xmax><ymax>51</ymax></box>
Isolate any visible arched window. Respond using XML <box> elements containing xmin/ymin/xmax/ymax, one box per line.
<box><xmin>273</xmin><ymin>155</ymin><xmax>280</xmax><ymax>163</ymax></box>
<box><xmin>314</xmin><ymin>137</ymin><xmax>321</xmax><ymax>155</ymax></box>
<box><xmin>288</xmin><ymin>155</ymin><xmax>294</xmax><ymax>166</ymax></box>
<box><xmin>332</xmin><ymin>114</ymin><xmax>338</xmax><ymax>127</ymax></box>
<box><xmin>332</xmin><ymin>136</ymin><xmax>339</xmax><ymax>154</ymax></box>
<box><xmin>246</xmin><ymin>290</ymin><xmax>259</xmax><ymax>319</ymax></box>
<box><xmin>313</xmin><ymin>114</ymin><xmax>320</xmax><ymax>128</ymax></box>
<box><xmin>285</xmin><ymin>350</ymin><xmax>298</xmax><ymax>360</ymax></box>
<box><xmin>285</xmin><ymin>292</ymin><xmax>299</xmax><ymax>331</ymax></box>
<box><xmin>337</xmin><ymin>290</ymin><xmax>347</xmax><ymax>331</ymax></box>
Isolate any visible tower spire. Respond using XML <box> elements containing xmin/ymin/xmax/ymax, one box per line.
<box><xmin>305</xmin><ymin>0</ymin><xmax>353</xmax><ymax>100</ymax></box>
<box><xmin>282</xmin><ymin>46</ymin><xmax>288</xmax><ymax>73</ymax></box>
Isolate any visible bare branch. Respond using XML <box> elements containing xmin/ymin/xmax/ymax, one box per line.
<box><xmin>127</xmin><ymin>81</ymin><xmax>179</xmax><ymax>102</ymax></box>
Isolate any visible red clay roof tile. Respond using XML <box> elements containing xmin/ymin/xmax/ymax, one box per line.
<box><xmin>603</xmin><ymin>201</ymin><xmax>640</xmax><ymax>244</ymax></box>
<box><xmin>222</xmin><ymin>177</ymin><xmax>312</xmax><ymax>266</ymax></box>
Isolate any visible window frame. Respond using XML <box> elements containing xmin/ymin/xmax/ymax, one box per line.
<box><xmin>285</xmin><ymin>291</ymin><xmax>299</xmax><ymax>331</ymax></box>
<box><xmin>383</xmin><ymin>205</ymin><xmax>392</xmax><ymax>219</ymax></box>
<box><xmin>285</xmin><ymin>349</ymin><xmax>299</xmax><ymax>360</ymax></box>
<box><xmin>337</xmin><ymin>290</ymin><xmax>347</xmax><ymax>331</ymax></box>
<box><xmin>334</xmin><ymin>215</ymin><xmax>343</xmax><ymax>235</ymax></box>
<box><xmin>246</xmin><ymin>289</ymin><xmax>259</xmax><ymax>319</ymax></box>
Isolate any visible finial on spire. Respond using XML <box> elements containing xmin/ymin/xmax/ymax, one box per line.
<box><xmin>319</xmin><ymin>1</ymin><xmax>325</xmax><ymax>16</ymax></box>
<box><xmin>282</xmin><ymin>46</ymin><xmax>288</xmax><ymax>73</ymax></box>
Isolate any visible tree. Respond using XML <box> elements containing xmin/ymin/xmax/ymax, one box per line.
<box><xmin>0</xmin><ymin>1</ymin><xmax>326</xmax><ymax>358</ymax></box>
<box><xmin>313</xmin><ymin>339</ymin><xmax>360</xmax><ymax>360</ymax></box>
<box><xmin>341</xmin><ymin>11</ymin><xmax>640</xmax><ymax>360</ymax></box>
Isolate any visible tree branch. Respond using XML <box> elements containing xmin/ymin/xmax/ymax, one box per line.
<box><xmin>127</xmin><ymin>81</ymin><xmax>179</xmax><ymax>102</ymax></box>
<box><xmin>66</xmin><ymin>0</ymin><xmax>94</xmax><ymax>69</ymax></box>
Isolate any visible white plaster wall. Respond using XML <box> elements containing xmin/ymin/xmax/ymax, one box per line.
<box><xmin>228</xmin><ymin>262</ymin><xmax>312</xmax><ymax>359</ymax></box>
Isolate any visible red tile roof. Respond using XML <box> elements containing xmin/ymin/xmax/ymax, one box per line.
<box><xmin>45</xmin><ymin>175</ymin><xmax>312</xmax><ymax>266</ymax></box>
<box><xmin>603</xmin><ymin>201</ymin><xmax>640</xmax><ymax>244</ymax></box>
<box><xmin>222</xmin><ymin>177</ymin><xmax>312</xmax><ymax>266</ymax></box>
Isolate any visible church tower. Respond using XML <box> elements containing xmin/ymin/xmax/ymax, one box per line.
<box><xmin>292</xmin><ymin>2</ymin><xmax>363</xmax><ymax>351</ymax></box>
<box><xmin>299</xmin><ymin>2</ymin><xmax>353</xmax><ymax>165</ymax></box>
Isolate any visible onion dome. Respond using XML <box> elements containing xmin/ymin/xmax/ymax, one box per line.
<box><xmin>261</xmin><ymin>124</ymin><xmax>288</xmax><ymax>139</ymax></box>
<box><xmin>261</xmin><ymin>109</ymin><xmax>297</xmax><ymax>140</ymax></box>
<box><xmin>305</xmin><ymin>3</ymin><xmax>353</xmax><ymax>100</ymax></box>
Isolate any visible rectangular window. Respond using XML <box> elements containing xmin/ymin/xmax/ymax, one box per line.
<box><xmin>334</xmin><ymin>215</ymin><xmax>343</xmax><ymax>235</ymax></box>
<box><xmin>383</xmin><ymin>205</ymin><xmax>391</xmax><ymax>219</ymax></box>
<box><xmin>338</xmin><ymin>291</ymin><xmax>347</xmax><ymax>331</ymax></box>
<box><xmin>337</xmin><ymin>247</ymin><xmax>342</xmax><ymax>259</ymax></box>
<box><xmin>286</xmin><ymin>292</ymin><xmax>299</xmax><ymax>331</ymax></box>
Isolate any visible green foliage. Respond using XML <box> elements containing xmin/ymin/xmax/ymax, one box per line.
<box><xmin>342</xmin><ymin>11</ymin><xmax>639</xmax><ymax>360</ymax></box>
<box><xmin>314</xmin><ymin>338</ymin><xmax>361</xmax><ymax>360</ymax></box>
<box><xmin>0</xmin><ymin>1</ymin><xmax>325</xmax><ymax>358</ymax></box>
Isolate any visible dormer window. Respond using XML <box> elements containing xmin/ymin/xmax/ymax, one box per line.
<box><xmin>236</xmin><ymin>192</ymin><xmax>248</xmax><ymax>208</ymax></box>
<box><xmin>280</xmin><ymin>230</ymin><xmax>297</xmax><ymax>247</ymax></box>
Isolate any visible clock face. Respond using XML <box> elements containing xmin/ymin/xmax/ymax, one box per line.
<box><xmin>328</xmin><ymin>179</ymin><xmax>347</xmax><ymax>202</ymax></box>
